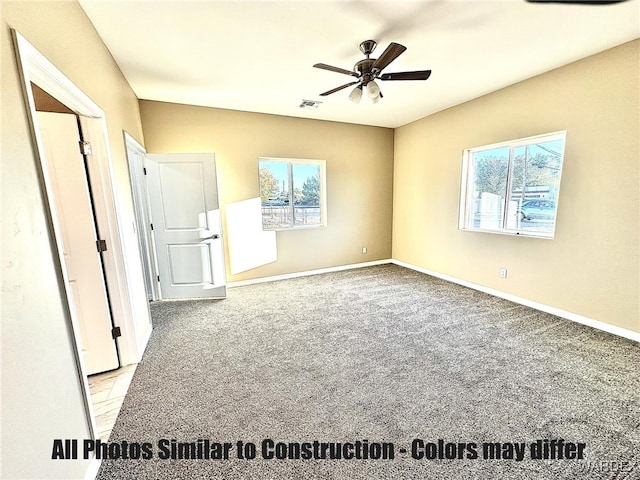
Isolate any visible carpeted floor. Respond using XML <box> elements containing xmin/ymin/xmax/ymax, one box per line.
<box><xmin>96</xmin><ymin>264</ymin><xmax>639</xmax><ymax>479</ymax></box>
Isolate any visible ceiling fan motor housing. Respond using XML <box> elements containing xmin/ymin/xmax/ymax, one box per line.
<box><xmin>354</xmin><ymin>58</ymin><xmax>376</xmax><ymax>84</ymax></box>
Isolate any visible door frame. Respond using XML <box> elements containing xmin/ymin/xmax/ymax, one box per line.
<box><xmin>12</xmin><ymin>30</ymin><xmax>151</xmax><ymax>438</ymax></box>
<box><xmin>124</xmin><ymin>132</ymin><xmax>162</xmax><ymax>301</ymax></box>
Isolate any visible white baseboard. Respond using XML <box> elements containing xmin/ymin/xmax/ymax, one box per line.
<box><xmin>227</xmin><ymin>259</ymin><xmax>392</xmax><ymax>288</ymax></box>
<box><xmin>392</xmin><ymin>259</ymin><xmax>640</xmax><ymax>343</ymax></box>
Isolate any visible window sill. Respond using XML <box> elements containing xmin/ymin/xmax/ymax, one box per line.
<box><xmin>264</xmin><ymin>223</ymin><xmax>327</xmax><ymax>232</ymax></box>
<box><xmin>459</xmin><ymin>227</ymin><xmax>555</xmax><ymax>240</ymax></box>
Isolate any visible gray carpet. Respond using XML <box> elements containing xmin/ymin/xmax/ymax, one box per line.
<box><xmin>96</xmin><ymin>264</ymin><xmax>640</xmax><ymax>479</ymax></box>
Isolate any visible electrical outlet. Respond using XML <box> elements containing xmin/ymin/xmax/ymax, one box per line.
<box><xmin>500</xmin><ymin>268</ymin><xmax>508</xmax><ymax>279</ymax></box>
<box><xmin>362</xmin><ymin>247</ymin><xmax>367</xmax><ymax>254</ymax></box>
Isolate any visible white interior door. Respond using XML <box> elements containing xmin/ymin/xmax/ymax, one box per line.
<box><xmin>37</xmin><ymin>111</ymin><xmax>119</xmax><ymax>374</ymax></box>
<box><xmin>145</xmin><ymin>153</ymin><xmax>226</xmax><ymax>299</ymax></box>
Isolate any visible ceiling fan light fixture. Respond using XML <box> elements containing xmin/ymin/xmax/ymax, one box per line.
<box><xmin>349</xmin><ymin>85</ymin><xmax>363</xmax><ymax>103</ymax></box>
<box><xmin>366</xmin><ymin>80</ymin><xmax>381</xmax><ymax>99</ymax></box>
<box><xmin>370</xmin><ymin>91</ymin><xmax>382</xmax><ymax>104</ymax></box>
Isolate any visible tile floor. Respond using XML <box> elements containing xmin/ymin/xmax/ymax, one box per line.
<box><xmin>87</xmin><ymin>364</ymin><xmax>137</xmax><ymax>440</ymax></box>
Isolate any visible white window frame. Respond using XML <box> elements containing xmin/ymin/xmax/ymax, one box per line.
<box><xmin>459</xmin><ymin>131</ymin><xmax>566</xmax><ymax>239</ymax></box>
<box><xmin>258</xmin><ymin>157</ymin><xmax>327</xmax><ymax>231</ymax></box>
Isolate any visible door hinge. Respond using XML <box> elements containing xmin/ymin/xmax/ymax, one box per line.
<box><xmin>96</xmin><ymin>239</ymin><xmax>107</xmax><ymax>252</ymax></box>
<box><xmin>150</xmin><ymin>223</ymin><xmax>154</xmax><ymax>231</ymax></box>
<box><xmin>143</xmin><ymin>167</ymin><xmax>147</xmax><ymax>175</ymax></box>
<box><xmin>157</xmin><ymin>275</ymin><xmax>160</xmax><ymax>282</ymax></box>
<box><xmin>111</xmin><ymin>326</ymin><xmax>122</xmax><ymax>339</ymax></box>
<box><xmin>79</xmin><ymin>141</ymin><xmax>92</xmax><ymax>156</ymax></box>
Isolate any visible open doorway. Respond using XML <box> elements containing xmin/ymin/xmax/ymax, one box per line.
<box><xmin>13</xmin><ymin>30</ymin><xmax>152</xmax><ymax>443</ymax></box>
<box><xmin>124</xmin><ymin>133</ymin><xmax>161</xmax><ymax>302</ymax></box>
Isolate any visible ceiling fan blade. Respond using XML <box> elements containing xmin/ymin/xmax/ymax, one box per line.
<box><xmin>372</xmin><ymin>42</ymin><xmax>407</xmax><ymax>71</ymax></box>
<box><xmin>380</xmin><ymin>70</ymin><xmax>432</xmax><ymax>81</ymax></box>
<box><xmin>319</xmin><ymin>81</ymin><xmax>359</xmax><ymax>96</ymax></box>
<box><xmin>313</xmin><ymin>63</ymin><xmax>358</xmax><ymax>77</ymax></box>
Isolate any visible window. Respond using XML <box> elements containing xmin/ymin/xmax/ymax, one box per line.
<box><xmin>459</xmin><ymin>131</ymin><xmax>566</xmax><ymax>238</ymax></box>
<box><xmin>259</xmin><ymin>157</ymin><xmax>326</xmax><ymax>230</ymax></box>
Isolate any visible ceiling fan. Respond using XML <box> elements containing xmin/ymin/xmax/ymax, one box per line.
<box><xmin>313</xmin><ymin>40</ymin><xmax>431</xmax><ymax>103</ymax></box>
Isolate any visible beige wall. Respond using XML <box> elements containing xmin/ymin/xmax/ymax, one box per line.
<box><xmin>1</xmin><ymin>1</ymin><xmax>144</xmax><ymax>478</ymax></box>
<box><xmin>393</xmin><ymin>40</ymin><xmax>640</xmax><ymax>333</ymax></box>
<box><xmin>139</xmin><ymin>100</ymin><xmax>395</xmax><ymax>282</ymax></box>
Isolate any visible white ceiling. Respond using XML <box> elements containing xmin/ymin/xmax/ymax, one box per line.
<box><xmin>78</xmin><ymin>0</ymin><xmax>640</xmax><ymax>128</ymax></box>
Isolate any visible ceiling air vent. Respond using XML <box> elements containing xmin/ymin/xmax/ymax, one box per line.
<box><xmin>299</xmin><ymin>99</ymin><xmax>322</xmax><ymax>109</ymax></box>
